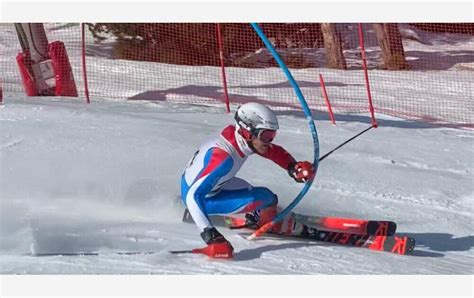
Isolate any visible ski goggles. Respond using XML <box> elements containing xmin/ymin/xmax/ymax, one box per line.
<box><xmin>255</xmin><ymin>129</ymin><xmax>277</xmax><ymax>143</ymax></box>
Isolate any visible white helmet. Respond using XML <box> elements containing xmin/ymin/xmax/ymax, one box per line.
<box><xmin>234</xmin><ymin>103</ymin><xmax>279</xmax><ymax>143</ymax></box>
<box><xmin>235</xmin><ymin>102</ymin><xmax>279</xmax><ymax>132</ymax></box>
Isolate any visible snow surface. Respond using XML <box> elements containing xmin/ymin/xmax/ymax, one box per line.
<box><xmin>0</xmin><ymin>23</ymin><xmax>473</xmax><ymax>274</ymax></box>
<box><xmin>1</xmin><ymin>95</ymin><xmax>473</xmax><ymax>274</ymax></box>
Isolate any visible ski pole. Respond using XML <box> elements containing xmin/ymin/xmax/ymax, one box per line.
<box><xmin>319</xmin><ymin>124</ymin><xmax>376</xmax><ymax>162</ymax></box>
<box><xmin>247</xmin><ymin>124</ymin><xmax>377</xmax><ymax>239</ymax></box>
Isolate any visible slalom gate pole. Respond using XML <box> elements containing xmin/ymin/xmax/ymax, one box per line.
<box><xmin>248</xmin><ymin>23</ymin><xmax>320</xmax><ymax>240</ymax></box>
<box><xmin>319</xmin><ymin>73</ymin><xmax>336</xmax><ymax>125</ymax></box>
<box><xmin>216</xmin><ymin>24</ymin><xmax>230</xmax><ymax>113</ymax></box>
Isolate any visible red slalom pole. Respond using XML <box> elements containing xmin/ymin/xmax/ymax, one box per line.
<box><xmin>319</xmin><ymin>73</ymin><xmax>336</xmax><ymax>125</ymax></box>
<box><xmin>216</xmin><ymin>24</ymin><xmax>230</xmax><ymax>113</ymax></box>
<box><xmin>358</xmin><ymin>23</ymin><xmax>378</xmax><ymax>127</ymax></box>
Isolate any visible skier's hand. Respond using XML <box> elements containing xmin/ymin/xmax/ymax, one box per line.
<box><xmin>288</xmin><ymin>161</ymin><xmax>315</xmax><ymax>183</ymax></box>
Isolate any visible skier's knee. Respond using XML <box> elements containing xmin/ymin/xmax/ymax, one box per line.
<box><xmin>254</xmin><ymin>187</ymin><xmax>278</xmax><ymax>207</ymax></box>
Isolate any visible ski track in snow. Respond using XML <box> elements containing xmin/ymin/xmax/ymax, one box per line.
<box><xmin>1</xmin><ymin>138</ymin><xmax>24</xmax><ymax>150</ymax></box>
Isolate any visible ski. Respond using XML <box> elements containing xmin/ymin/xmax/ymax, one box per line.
<box><xmin>169</xmin><ymin>250</ymin><xmax>195</xmax><ymax>255</ymax></box>
<box><xmin>170</xmin><ymin>246</ymin><xmax>233</xmax><ymax>258</ymax></box>
<box><xmin>222</xmin><ymin>216</ymin><xmax>414</xmax><ymax>255</ymax></box>
<box><xmin>290</xmin><ymin>213</ymin><xmax>397</xmax><ymax>236</ymax></box>
<box><xmin>182</xmin><ymin>209</ymin><xmax>415</xmax><ymax>255</ymax></box>
<box><xmin>183</xmin><ymin>209</ymin><xmax>397</xmax><ymax>236</ymax></box>
<box><xmin>299</xmin><ymin>227</ymin><xmax>415</xmax><ymax>255</ymax></box>
<box><xmin>170</xmin><ymin>230</ymin><xmax>415</xmax><ymax>256</ymax></box>
<box><xmin>27</xmin><ymin>251</ymin><xmax>159</xmax><ymax>257</ymax></box>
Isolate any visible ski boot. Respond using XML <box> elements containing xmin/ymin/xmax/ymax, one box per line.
<box><xmin>199</xmin><ymin>227</ymin><xmax>234</xmax><ymax>259</ymax></box>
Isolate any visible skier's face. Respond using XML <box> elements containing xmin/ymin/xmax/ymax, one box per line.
<box><xmin>251</xmin><ymin>137</ymin><xmax>271</xmax><ymax>154</ymax></box>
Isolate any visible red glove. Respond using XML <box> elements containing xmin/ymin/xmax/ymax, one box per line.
<box><xmin>288</xmin><ymin>161</ymin><xmax>315</xmax><ymax>183</ymax></box>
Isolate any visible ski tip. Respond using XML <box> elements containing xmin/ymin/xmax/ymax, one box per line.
<box><xmin>391</xmin><ymin>236</ymin><xmax>416</xmax><ymax>255</ymax></box>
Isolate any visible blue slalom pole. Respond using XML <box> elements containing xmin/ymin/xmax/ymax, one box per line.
<box><xmin>248</xmin><ymin>23</ymin><xmax>320</xmax><ymax>239</ymax></box>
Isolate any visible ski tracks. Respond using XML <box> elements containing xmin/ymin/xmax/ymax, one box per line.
<box><xmin>0</xmin><ymin>138</ymin><xmax>24</xmax><ymax>151</ymax></box>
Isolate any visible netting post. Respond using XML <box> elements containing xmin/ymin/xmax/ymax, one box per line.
<box><xmin>216</xmin><ymin>23</ymin><xmax>230</xmax><ymax>113</ymax></box>
<box><xmin>358</xmin><ymin>23</ymin><xmax>378</xmax><ymax>127</ymax></box>
<box><xmin>81</xmin><ymin>23</ymin><xmax>90</xmax><ymax>104</ymax></box>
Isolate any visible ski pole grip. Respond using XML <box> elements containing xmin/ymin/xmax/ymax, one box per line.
<box><xmin>247</xmin><ymin>221</ymin><xmax>274</xmax><ymax>240</ymax></box>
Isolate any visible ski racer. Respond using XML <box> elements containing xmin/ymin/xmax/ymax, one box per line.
<box><xmin>180</xmin><ymin>102</ymin><xmax>315</xmax><ymax>259</ymax></box>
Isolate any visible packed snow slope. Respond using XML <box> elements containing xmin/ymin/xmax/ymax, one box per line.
<box><xmin>1</xmin><ymin>95</ymin><xmax>473</xmax><ymax>274</ymax></box>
